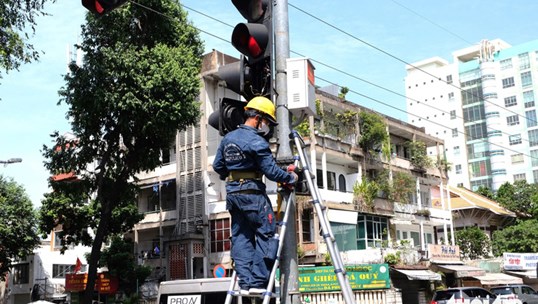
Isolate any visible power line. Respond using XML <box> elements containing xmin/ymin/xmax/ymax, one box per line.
<box><xmin>134</xmin><ymin>1</ymin><xmax>538</xmax><ymax>162</ymax></box>
<box><xmin>287</xmin><ymin>2</ymin><xmax>537</xmax><ymax>126</ymax></box>
<box><xmin>388</xmin><ymin>0</ymin><xmax>474</xmax><ymax>45</ymax></box>
<box><xmin>315</xmin><ymin>75</ymin><xmax>538</xmax><ymax>162</ymax></box>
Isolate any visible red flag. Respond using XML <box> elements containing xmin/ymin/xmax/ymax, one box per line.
<box><xmin>74</xmin><ymin>258</ymin><xmax>82</xmax><ymax>274</ymax></box>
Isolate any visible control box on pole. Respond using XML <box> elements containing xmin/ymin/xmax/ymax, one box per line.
<box><xmin>286</xmin><ymin>58</ymin><xmax>316</xmax><ymax>117</ymax></box>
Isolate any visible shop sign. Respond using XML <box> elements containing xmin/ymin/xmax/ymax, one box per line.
<box><xmin>428</xmin><ymin>244</ymin><xmax>460</xmax><ymax>263</ymax></box>
<box><xmin>298</xmin><ymin>264</ymin><xmax>390</xmax><ymax>292</ymax></box>
<box><xmin>503</xmin><ymin>252</ymin><xmax>538</xmax><ymax>270</ymax></box>
<box><xmin>65</xmin><ymin>272</ymin><xmax>119</xmax><ymax>294</ymax></box>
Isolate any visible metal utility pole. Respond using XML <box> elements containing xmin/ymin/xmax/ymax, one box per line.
<box><xmin>274</xmin><ymin>1</ymin><xmax>300</xmax><ymax>304</ymax></box>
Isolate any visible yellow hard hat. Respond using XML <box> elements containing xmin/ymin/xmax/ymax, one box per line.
<box><xmin>245</xmin><ymin>96</ymin><xmax>277</xmax><ymax>125</ymax></box>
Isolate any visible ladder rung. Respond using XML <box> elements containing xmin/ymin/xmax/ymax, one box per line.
<box><xmin>227</xmin><ymin>290</ymin><xmax>278</xmax><ymax>298</ymax></box>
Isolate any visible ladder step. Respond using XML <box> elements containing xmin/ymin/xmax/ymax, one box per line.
<box><xmin>227</xmin><ymin>290</ymin><xmax>279</xmax><ymax>298</ymax></box>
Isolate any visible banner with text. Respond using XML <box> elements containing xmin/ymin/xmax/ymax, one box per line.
<box><xmin>503</xmin><ymin>252</ymin><xmax>538</xmax><ymax>270</ymax></box>
<box><xmin>298</xmin><ymin>264</ymin><xmax>390</xmax><ymax>292</ymax></box>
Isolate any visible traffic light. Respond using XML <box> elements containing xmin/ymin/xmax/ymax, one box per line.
<box><xmin>208</xmin><ymin>98</ymin><xmax>246</xmax><ymax>136</ymax></box>
<box><xmin>209</xmin><ymin>0</ymin><xmax>273</xmax><ymax>136</ymax></box>
<box><xmin>81</xmin><ymin>0</ymin><xmax>128</xmax><ymax>15</ymax></box>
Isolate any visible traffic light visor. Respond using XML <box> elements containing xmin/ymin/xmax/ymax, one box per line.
<box><xmin>231</xmin><ymin>0</ymin><xmax>268</xmax><ymax>22</ymax></box>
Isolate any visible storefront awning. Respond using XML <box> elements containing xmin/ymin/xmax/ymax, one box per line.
<box><xmin>327</xmin><ymin>209</ymin><xmax>358</xmax><ymax>224</ymax></box>
<box><xmin>435</xmin><ymin>264</ymin><xmax>486</xmax><ymax>278</ymax></box>
<box><xmin>471</xmin><ymin>273</ymin><xmax>523</xmax><ymax>285</ymax></box>
<box><xmin>504</xmin><ymin>270</ymin><xmax>537</xmax><ymax>279</ymax></box>
<box><xmin>393</xmin><ymin>269</ymin><xmax>441</xmax><ymax>281</ymax></box>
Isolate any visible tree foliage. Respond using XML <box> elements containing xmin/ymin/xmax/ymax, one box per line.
<box><xmin>492</xmin><ymin>219</ymin><xmax>538</xmax><ymax>256</ymax></box>
<box><xmin>0</xmin><ymin>0</ymin><xmax>50</xmax><ymax>80</ymax></box>
<box><xmin>455</xmin><ymin>226</ymin><xmax>490</xmax><ymax>260</ymax></box>
<box><xmin>407</xmin><ymin>140</ymin><xmax>433</xmax><ymax>170</ymax></box>
<box><xmin>475</xmin><ymin>186</ymin><xmax>495</xmax><ymax>200</ymax></box>
<box><xmin>496</xmin><ymin>180</ymin><xmax>538</xmax><ymax>218</ymax></box>
<box><xmin>0</xmin><ymin>175</ymin><xmax>41</xmax><ymax>279</ymax></box>
<box><xmin>358</xmin><ymin>111</ymin><xmax>387</xmax><ymax>153</ymax></box>
<box><xmin>99</xmin><ymin>235</ymin><xmax>151</xmax><ymax>296</ymax></box>
<box><xmin>38</xmin><ymin>1</ymin><xmax>203</xmax><ymax>302</ymax></box>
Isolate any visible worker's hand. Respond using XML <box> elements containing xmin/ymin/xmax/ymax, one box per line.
<box><xmin>289</xmin><ymin>171</ymin><xmax>299</xmax><ymax>185</ymax></box>
<box><xmin>287</xmin><ymin>164</ymin><xmax>297</xmax><ymax>173</ymax></box>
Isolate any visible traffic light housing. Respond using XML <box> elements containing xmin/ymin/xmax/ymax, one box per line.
<box><xmin>81</xmin><ymin>0</ymin><xmax>128</xmax><ymax>15</ymax></box>
<box><xmin>209</xmin><ymin>0</ymin><xmax>273</xmax><ymax>136</ymax></box>
<box><xmin>208</xmin><ymin>98</ymin><xmax>246</xmax><ymax>137</ymax></box>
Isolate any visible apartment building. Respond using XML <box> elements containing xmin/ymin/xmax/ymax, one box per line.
<box><xmin>130</xmin><ymin>50</ymin><xmax>455</xmax><ymax>287</ymax></box>
<box><xmin>405</xmin><ymin>39</ymin><xmax>538</xmax><ymax>191</ymax></box>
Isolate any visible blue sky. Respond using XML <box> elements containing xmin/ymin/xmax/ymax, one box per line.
<box><xmin>1</xmin><ymin>0</ymin><xmax>538</xmax><ymax>206</ymax></box>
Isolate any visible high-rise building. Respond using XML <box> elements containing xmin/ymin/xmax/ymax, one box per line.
<box><xmin>405</xmin><ymin>39</ymin><xmax>538</xmax><ymax>191</ymax></box>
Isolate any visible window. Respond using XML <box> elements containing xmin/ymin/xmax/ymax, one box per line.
<box><xmin>410</xmin><ymin>232</ymin><xmax>420</xmax><ymax>249</ymax></box>
<box><xmin>511</xmin><ymin>153</ymin><xmax>524</xmax><ymax>164</ymax></box>
<box><xmin>302</xmin><ymin>209</ymin><xmax>313</xmax><ymax>242</ymax></box>
<box><xmin>356</xmin><ymin>215</ymin><xmax>388</xmax><ymax>249</ymax></box>
<box><xmin>448</xmin><ymin>92</ymin><xmax>455</xmax><ymax>100</ymax></box>
<box><xmin>452</xmin><ymin>128</ymin><xmax>458</xmax><ymax>137</ymax></box>
<box><xmin>450</xmin><ymin>110</ymin><xmax>456</xmax><ymax>119</ymax></box>
<box><xmin>338</xmin><ymin>174</ymin><xmax>346</xmax><ymax>193</ymax></box>
<box><xmin>333</xmin><ymin>222</ymin><xmax>357</xmax><ymax>251</ymax></box>
<box><xmin>502</xmin><ymin>77</ymin><xmax>515</xmax><ymax>88</ymax></box>
<box><xmin>316</xmin><ymin>169</ymin><xmax>336</xmax><ymax>190</ymax></box>
<box><xmin>492</xmin><ymin>169</ymin><xmax>507</xmax><ymax>175</ymax></box>
<box><xmin>454</xmin><ymin>146</ymin><xmax>460</xmax><ymax>155</ymax></box>
<box><xmin>532</xmin><ymin>150</ymin><xmax>538</xmax><ymax>167</ymax></box>
<box><xmin>534</xmin><ymin>170</ymin><xmax>538</xmax><ymax>183</ymax></box>
<box><xmin>53</xmin><ymin>264</ymin><xmax>81</xmax><ymax>278</ymax></box>
<box><xmin>519</xmin><ymin>53</ymin><xmax>530</xmax><ymax>70</ymax></box>
<box><xmin>463</xmin><ymin>105</ymin><xmax>485</xmax><ymax>122</ymax></box>
<box><xmin>469</xmin><ymin>160</ymin><xmax>490</xmax><ymax>178</ymax></box>
<box><xmin>210</xmin><ymin>218</ymin><xmax>231</xmax><ymax>253</ymax></box>
<box><xmin>490</xmin><ymin>150</ymin><xmax>504</xmax><ymax>156</ymax></box>
<box><xmin>509</xmin><ymin>134</ymin><xmax>522</xmax><ymax>145</ymax></box>
<box><xmin>446</xmin><ymin>75</ymin><xmax>453</xmax><ymax>84</ymax></box>
<box><xmin>521</xmin><ymin>71</ymin><xmax>533</xmax><ymax>87</ymax></box>
<box><xmin>504</xmin><ymin>96</ymin><xmax>517</xmax><ymax>107</ymax></box>
<box><xmin>12</xmin><ymin>263</ymin><xmax>29</xmax><ymax>284</ymax></box>
<box><xmin>500</xmin><ymin>58</ymin><xmax>513</xmax><ymax>70</ymax></box>
<box><xmin>514</xmin><ymin>173</ymin><xmax>526</xmax><ymax>181</ymax></box>
<box><xmin>529</xmin><ymin>129</ymin><xmax>538</xmax><ymax>147</ymax></box>
<box><xmin>507</xmin><ymin>115</ymin><xmax>520</xmax><ymax>126</ymax></box>
<box><xmin>455</xmin><ymin>164</ymin><xmax>462</xmax><ymax>174</ymax></box>
<box><xmin>486</xmin><ymin>111</ymin><xmax>500</xmax><ymax>118</ymax></box>
<box><xmin>524</xmin><ymin>91</ymin><xmax>536</xmax><ymax>108</ymax></box>
<box><xmin>527</xmin><ymin>110</ymin><xmax>537</xmax><ymax>127</ymax></box>
<box><xmin>488</xmin><ymin>130</ymin><xmax>502</xmax><ymax>137</ymax></box>
<box><xmin>465</xmin><ymin>123</ymin><xmax>487</xmax><ymax>141</ymax></box>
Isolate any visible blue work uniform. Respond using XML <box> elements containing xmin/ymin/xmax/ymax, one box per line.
<box><xmin>213</xmin><ymin>124</ymin><xmax>296</xmax><ymax>290</ymax></box>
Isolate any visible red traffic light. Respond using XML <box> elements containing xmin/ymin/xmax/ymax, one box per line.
<box><xmin>231</xmin><ymin>23</ymin><xmax>268</xmax><ymax>61</ymax></box>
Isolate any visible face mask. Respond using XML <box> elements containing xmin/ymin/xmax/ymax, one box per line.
<box><xmin>258</xmin><ymin>120</ymin><xmax>273</xmax><ymax>140</ymax></box>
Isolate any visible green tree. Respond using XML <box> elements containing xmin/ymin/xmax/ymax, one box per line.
<box><xmin>1</xmin><ymin>0</ymin><xmax>51</xmax><ymax>81</ymax></box>
<box><xmin>496</xmin><ymin>180</ymin><xmax>538</xmax><ymax>218</ymax></box>
<box><xmin>99</xmin><ymin>235</ymin><xmax>151</xmax><ymax>296</ymax></box>
<box><xmin>407</xmin><ymin>140</ymin><xmax>433</xmax><ymax>170</ymax></box>
<box><xmin>492</xmin><ymin>219</ymin><xmax>538</xmax><ymax>256</ymax></box>
<box><xmin>38</xmin><ymin>1</ymin><xmax>203</xmax><ymax>303</ymax></box>
<box><xmin>0</xmin><ymin>175</ymin><xmax>41</xmax><ymax>279</ymax></box>
<box><xmin>475</xmin><ymin>186</ymin><xmax>495</xmax><ymax>200</ymax></box>
<box><xmin>358</xmin><ymin>111</ymin><xmax>387</xmax><ymax>153</ymax></box>
<box><xmin>455</xmin><ymin>226</ymin><xmax>490</xmax><ymax>260</ymax></box>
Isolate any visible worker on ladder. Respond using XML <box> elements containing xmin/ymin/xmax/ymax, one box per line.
<box><xmin>213</xmin><ymin>96</ymin><xmax>298</xmax><ymax>296</ymax></box>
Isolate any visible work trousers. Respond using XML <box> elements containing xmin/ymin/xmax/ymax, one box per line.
<box><xmin>227</xmin><ymin>192</ymin><xmax>278</xmax><ymax>290</ymax></box>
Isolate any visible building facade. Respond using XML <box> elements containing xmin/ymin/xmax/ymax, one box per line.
<box><xmin>405</xmin><ymin>39</ymin><xmax>538</xmax><ymax>191</ymax></box>
<box><xmin>131</xmin><ymin>50</ymin><xmax>455</xmax><ymax>284</ymax></box>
